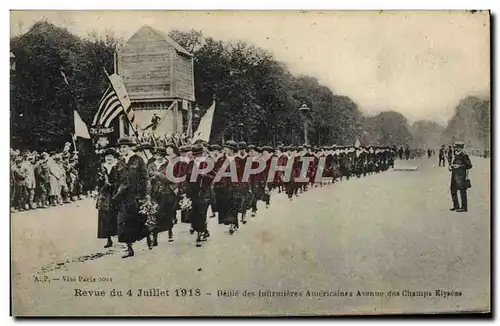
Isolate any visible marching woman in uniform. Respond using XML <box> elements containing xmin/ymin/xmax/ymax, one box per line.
<box><xmin>324</xmin><ymin>147</ymin><xmax>334</xmax><ymax>185</ymax></box>
<box><xmin>311</xmin><ymin>147</ymin><xmax>320</xmax><ymax>186</ymax></box>
<box><xmin>338</xmin><ymin>148</ymin><xmax>348</xmax><ymax>181</ymax></box>
<box><xmin>282</xmin><ymin>146</ymin><xmax>293</xmax><ymax>200</ymax></box>
<box><xmin>148</xmin><ymin>146</ymin><xmax>176</xmax><ymax>246</ymax></box>
<box><xmin>221</xmin><ymin>141</ymin><xmax>241</xmax><ymax>234</ymax></box>
<box><xmin>208</xmin><ymin>144</ymin><xmax>222</xmax><ymax>219</ymax></box>
<box><xmin>213</xmin><ymin>144</ymin><xmax>228</xmax><ymax>225</ymax></box>
<box><xmin>96</xmin><ymin>148</ymin><xmax>121</xmax><ymax>248</ymax></box>
<box><xmin>236</xmin><ymin>142</ymin><xmax>251</xmax><ymax>224</ymax></box>
<box><xmin>274</xmin><ymin>146</ymin><xmax>285</xmax><ymax>193</ymax></box>
<box><xmin>261</xmin><ymin>146</ymin><xmax>273</xmax><ymax>209</ymax></box>
<box><xmin>165</xmin><ymin>143</ymin><xmax>180</xmax><ymax>225</ymax></box>
<box><xmin>185</xmin><ymin>144</ymin><xmax>213</xmax><ymax>246</ymax></box>
<box><xmin>113</xmin><ymin>137</ymin><xmax>149</xmax><ymax>259</ymax></box>
<box><xmin>248</xmin><ymin>145</ymin><xmax>265</xmax><ymax>217</ymax></box>
<box><xmin>178</xmin><ymin>146</ymin><xmax>192</xmax><ymax>224</ymax></box>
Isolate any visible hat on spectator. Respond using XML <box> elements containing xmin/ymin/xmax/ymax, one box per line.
<box><xmin>118</xmin><ymin>137</ymin><xmax>137</xmax><ymax>147</ymax></box>
<box><xmin>224</xmin><ymin>140</ymin><xmax>238</xmax><ymax>151</ymax></box>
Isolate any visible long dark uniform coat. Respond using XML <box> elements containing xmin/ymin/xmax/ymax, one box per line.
<box><xmin>185</xmin><ymin>157</ymin><xmax>214</xmax><ymax>233</ymax></box>
<box><xmin>114</xmin><ymin>154</ymin><xmax>149</xmax><ymax>244</ymax></box>
<box><xmin>96</xmin><ymin>162</ymin><xmax>121</xmax><ymax>239</ymax></box>
<box><xmin>451</xmin><ymin>152</ymin><xmax>473</xmax><ymax>188</ymax></box>
<box><xmin>223</xmin><ymin>156</ymin><xmax>243</xmax><ymax>227</ymax></box>
<box><xmin>148</xmin><ymin>159</ymin><xmax>176</xmax><ymax>234</ymax></box>
<box><xmin>213</xmin><ymin>155</ymin><xmax>230</xmax><ymax>225</ymax></box>
<box><xmin>236</xmin><ymin>154</ymin><xmax>252</xmax><ymax>213</ymax></box>
<box><xmin>249</xmin><ymin>156</ymin><xmax>266</xmax><ymax>212</ymax></box>
<box><xmin>450</xmin><ymin>151</ymin><xmax>473</xmax><ymax>209</ymax></box>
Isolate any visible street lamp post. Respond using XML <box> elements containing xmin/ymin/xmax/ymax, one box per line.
<box><xmin>298</xmin><ymin>103</ymin><xmax>310</xmax><ymax>145</ymax></box>
<box><xmin>238</xmin><ymin>122</ymin><xmax>244</xmax><ymax>142</ymax></box>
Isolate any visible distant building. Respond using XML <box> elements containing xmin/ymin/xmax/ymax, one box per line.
<box><xmin>115</xmin><ymin>25</ymin><xmax>195</xmax><ymax>138</ymax></box>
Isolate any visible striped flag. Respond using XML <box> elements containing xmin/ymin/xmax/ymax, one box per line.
<box><xmin>92</xmin><ymin>76</ymin><xmax>135</xmax><ymax>128</ymax></box>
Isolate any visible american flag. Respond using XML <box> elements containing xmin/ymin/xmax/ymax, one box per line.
<box><xmin>92</xmin><ymin>86</ymin><xmax>135</xmax><ymax>128</ymax></box>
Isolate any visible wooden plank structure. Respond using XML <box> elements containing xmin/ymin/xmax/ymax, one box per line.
<box><xmin>115</xmin><ymin>25</ymin><xmax>195</xmax><ymax>139</ymax></box>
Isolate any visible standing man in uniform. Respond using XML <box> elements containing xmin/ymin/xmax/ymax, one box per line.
<box><xmin>438</xmin><ymin>145</ymin><xmax>446</xmax><ymax>167</ymax></box>
<box><xmin>449</xmin><ymin>141</ymin><xmax>472</xmax><ymax>212</ymax></box>
<box><xmin>20</xmin><ymin>154</ymin><xmax>36</xmax><ymax>209</ymax></box>
<box><xmin>35</xmin><ymin>152</ymin><xmax>51</xmax><ymax>208</ymax></box>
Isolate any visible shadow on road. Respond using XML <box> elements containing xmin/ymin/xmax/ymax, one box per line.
<box><xmin>37</xmin><ymin>250</ymin><xmax>117</xmax><ymax>274</ymax></box>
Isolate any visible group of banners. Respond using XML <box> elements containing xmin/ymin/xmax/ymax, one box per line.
<box><xmin>70</xmin><ymin>70</ymin><xmax>215</xmax><ymax>146</ymax></box>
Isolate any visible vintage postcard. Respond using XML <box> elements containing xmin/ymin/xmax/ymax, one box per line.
<box><xmin>10</xmin><ymin>10</ymin><xmax>491</xmax><ymax>316</ymax></box>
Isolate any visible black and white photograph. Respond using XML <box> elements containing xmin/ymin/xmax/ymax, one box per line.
<box><xmin>9</xmin><ymin>10</ymin><xmax>491</xmax><ymax>316</ymax></box>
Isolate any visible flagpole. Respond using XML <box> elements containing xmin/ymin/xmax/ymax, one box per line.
<box><xmin>71</xmin><ymin>134</ymin><xmax>77</xmax><ymax>152</ymax></box>
<box><xmin>60</xmin><ymin>69</ymin><xmax>84</xmax><ymax>153</ymax></box>
<box><xmin>103</xmin><ymin>68</ymin><xmax>150</xmax><ymax>160</ymax></box>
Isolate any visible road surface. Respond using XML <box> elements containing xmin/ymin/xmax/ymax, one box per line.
<box><xmin>11</xmin><ymin>157</ymin><xmax>490</xmax><ymax>316</ymax></box>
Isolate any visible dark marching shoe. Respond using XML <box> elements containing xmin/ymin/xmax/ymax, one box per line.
<box><xmin>173</xmin><ymin>218</ymin><xmax>178</xmax><ymax>225</ymax></box>
<box><xmin>251</xmin><ymin>211</ymin><xmax>256</xmax><ymax>217</ymax></box>
<box><xmin>152</xmin><ymin>238</ymin><xmax>158</xmax><ymax>247</ymax></box>
<box><xmin>122</xmin><ymin>251</ymin><xmax>134</xmax><ymax>259</ymax></box>
<box><xmin>456</xmin><ymin>208</ymin><xmax>468</xmax><ymax>212</ymax></box>
<box><xmin>229</xmin><ymin>225</ymin><xmax>235</xmax><ymax>235</ymax></box>
<box><xmin>189</xmin><ymin>228</ymin><xmax>195</xmax><ymax>235</ymax></box>
<box><xmin>202</xmin><ymin>230</ymin><xmax>210</xmax><ymax>239</ymax></box>
<box><xmin>210</xmin><ymin>213</ymin><xmax>216</xmax><ymax>218</ymax></box>
<box><xmin>168</xmin><ymin>230</ymin><xmax>174</xmax><ymax>242</ymax></box>
<box><xmin>196</xmin><ymin>234</ymin><xmax>202</xmax><ymax>247</ymax></box>
<box><xmin>449</xmin><ymin>207</ymin><xmax>458</xmax><ymax>211</ymax></box>
<box><xmin>265</xmin><ymin>204</ymin><xmax>269</xmax><ymax>209</ymax></box>
<box><xmin>146</xmin><ymin>237</ymin><xmax>153</xmax><ymax>250</ymax></box>
<box><xmin>104</xmin><ymin>240</ymin><xmax>113</xmax><ymax>249</ymax></box>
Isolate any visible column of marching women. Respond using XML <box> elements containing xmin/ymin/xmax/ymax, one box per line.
<box><xmin>95</xmin><ymin>137</ymin><xmax>398</xmax><ymax>258</ymax></box>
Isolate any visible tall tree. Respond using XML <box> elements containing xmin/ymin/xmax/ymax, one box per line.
<box><xmin>10</xmin><ymin>21</ymin><xmax>121</xmax><ymax>151</ymax></box>
<box><xmin>363</xmin><ymin>111</ymin><xmax>413</xmax><ymax>146</ymax></box>
<box><xmin>444</xmin><ymin>96</ymin><xmax>490</xmax><ymax>150</ymax></box>
<box><xmin>409</xmin><ymin>120</ymin><xmax>446</xmax><ymax>149</ymax></box>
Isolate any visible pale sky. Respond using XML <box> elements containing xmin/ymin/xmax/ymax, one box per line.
<box><xmin>10</xmin><ymin>10</ymin><xmax>490</xmax><ymax>124</ymax></box>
